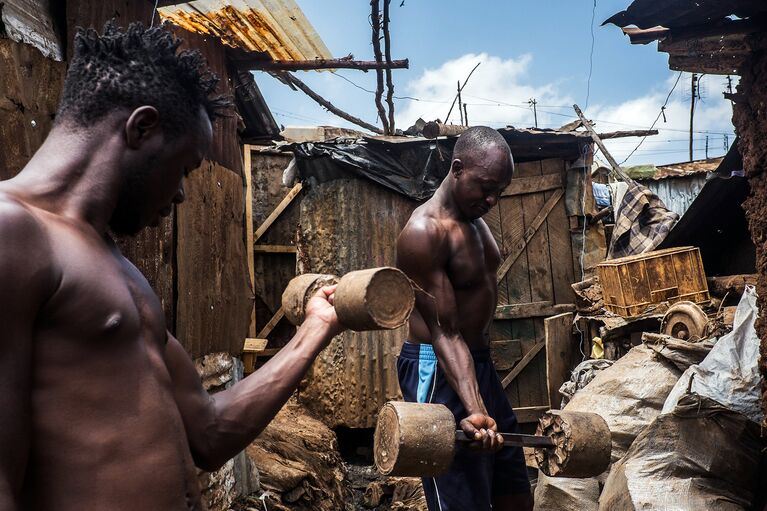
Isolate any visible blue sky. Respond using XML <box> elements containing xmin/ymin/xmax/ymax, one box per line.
<box><xmin>255</xmin><ymin>1</ymin><xmax>737</xmax><ymax>166</ymax></box>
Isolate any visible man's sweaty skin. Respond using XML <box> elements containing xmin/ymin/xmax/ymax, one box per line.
<box><xmin>0</xmin><ymin>103</ymin><xmax>342</xmax><ymax>509</ymax></box>
<box><xmin>396</xmin><ymin>136</ymin><xmax>533</xmax><ymax>510</ymax></box>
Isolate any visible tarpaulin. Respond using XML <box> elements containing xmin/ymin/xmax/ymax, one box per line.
<box><xmin>288</xmin><ymin>138</ymin><xmax>454</xmax><ymax>201</ymax></box>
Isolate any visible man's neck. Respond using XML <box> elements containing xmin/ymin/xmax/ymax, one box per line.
<box><xmin>432</xmin><ymin>180</ymin><xmax>471</xmax><ymax>223</ymax></box>
<box><xmin>5</xmin><ymin>123</ymin><xmax>125</xmax><ymax>234</ymax></box>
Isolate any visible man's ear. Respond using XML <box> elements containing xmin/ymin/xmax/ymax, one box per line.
<box><xmin>451</xmin><ymin>158</ymin><xmax>464</xmax><ymax>177</ymax></box>
<box><xmin>125</xmin><ymin>106</ymin><xmax>161</xmax><ymax>149</ymax></box>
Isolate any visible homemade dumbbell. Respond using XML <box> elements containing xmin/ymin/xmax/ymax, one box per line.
<box><xmin>374</xmin><ymin>401</ymin><xmax>611</xmax><ymax>479</ymax></box>
<box><xmin>282</xmin><ymin>267</ymin><xmax>415</xmax><ymax>331</ymax></box>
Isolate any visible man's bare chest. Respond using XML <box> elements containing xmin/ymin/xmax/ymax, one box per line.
<box><xmin>446</xmin><ymin>225</ymin><xmax>498</xmax><ymax>290</ymax></box>
<box><xmin>35</xmin><ymin>222</ymin><xmax>167</xmax><ymax>347</ymax></box>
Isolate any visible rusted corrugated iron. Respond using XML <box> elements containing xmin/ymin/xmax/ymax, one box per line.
<box><xmin>1</xmin><ymin>0</ymin><xmax>64</xmax><ymax>60</ymax></box>
<box><xmin>603</xmin><ymin>0</ymin><xmax>767</xmax><ymax>30</ymax></box>
<box><xmin>158</xmin><ymin>0</ymin><xmax>332</xmax><ymax>62</ymax></box>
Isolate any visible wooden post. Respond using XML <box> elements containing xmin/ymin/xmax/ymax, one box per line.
<box><xmin>572</xmin><ymin>104</ymin><xmax>633</xmax><ymax>183</ymax></box>
<box><xmin>545</xmin><ymin>312</ymin><xmax>575</xmax><ymax>409</ymax></box>
<box><xmin>243</xmin><ymin>144</ymin><xmax>257</xmax><ymax>373</ymax></box>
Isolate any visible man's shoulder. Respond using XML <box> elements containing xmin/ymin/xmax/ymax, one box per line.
<box><xmin>400</xmin><ymin>209</ymin><xmax>448</xmax><ymax>247</ymax></box>
<box><xmin>0</xmin><ymin>191</ymin><xmax>52</xmax><ymax>261</ymax></box>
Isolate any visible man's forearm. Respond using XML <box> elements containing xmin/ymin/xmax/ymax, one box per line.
<box><xmin>432</xmin><ymin>334</ymin><xmax>487</xmax><ymax>416</ymax></box>
<box><xmin>198</xmin><ymin>317</ymin><xmax>334</xmax><ymax>467</ymax></box>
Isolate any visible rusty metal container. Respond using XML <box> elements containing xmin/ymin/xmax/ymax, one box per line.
<box><xmin>597</xmin><ymin>247</ymin><xmax>709</xmax><ymax>317</ymax></box>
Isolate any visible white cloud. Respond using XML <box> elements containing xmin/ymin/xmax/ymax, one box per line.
<box><xmin>397</xmin><ymin>54</ymin><xmax>736</xmax><ymax>166</ymax></box>
<box><xmin>395</xmin><ymin>52</ymin><xmax>575</xmax><ymax>130</ymax></box>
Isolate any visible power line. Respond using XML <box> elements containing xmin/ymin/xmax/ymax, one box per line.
<box><xmin>585</xmin><ymin>0</ymin><xmax>597</xmax><ymax>109</ymax></box>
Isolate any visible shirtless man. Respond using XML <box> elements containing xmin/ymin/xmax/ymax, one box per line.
<box><xmin>396</xmin><ymin>127</ymin><xmax>533</xmax><ymax>511</ymax></box>
<box><xmin>0</xmin><ymin>23</ymin><xmax>343</xmax><ymax>510</ymax></box>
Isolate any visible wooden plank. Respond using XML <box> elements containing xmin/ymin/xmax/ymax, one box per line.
<box><xmin>253</xmin><ymin>244</ymin><xmax>298</xmax><ymax>254</ymax></box>
<box><xmin>501</xmin><ymin>341</ymin><xmax>545</xmax><ymax>389</ymax></box>
<box><xmin>243</xmin><ymin>338</ymin><xmax>269</xmax><ymax>352</ymax></box>
<box><xmin>484</xmin><ymin>203</ymin><xmax>507</xmax><ymax>303</ymax></box>
<box><xmin>573</xmin><ymin>104</ymin><xmax>632</xmax><ymax>183</ymax></box>
<box><xmin>254</xmin><ymin>182</ymin><xmax>303</xmax><ymax>243</ymax></box>
<box><xmin>243</xmin><ymin>144</ymin><xmax>257</xmax><ymax>373</ymax></box>
<box><xmin>545</xmin><ymin>313</ymin><xmax>575</xmax><ymax>409</ymax></box>
<box><xmin>244</xmin><ymin>144</ymin><xmax>257</xmax><ymax>337</ymax></box>
<box><xmin>495</xmin><ymin>302</ymin><xmax>575</xmax><ymax>319</ymax></box>
<box><xmin>489</xmin><ymin>339</ymin><xmax>523</xmax><ymax>371</ymax></box>
<box><xmin>522</xmin><ymin>161</ymin><xmax>555</xmax><ymax>408</ymax></box>
<box><xmin>502</xmin><ymin>173</ymin><xmax>562</xmax><ymax>197</ymax></box>
<box><xmin>514</xmin><ymin>405</ymin><xmax>550</xmax><ymax>424</ymax></box>
<box><xmin>496</xmin><ymin>188</ymin><xmax>564</xmax><ymax>283</ymax></box>
<box><xmin>541</xmin><ymin>159</ymin><xmax>576</xmax><ymax>305</ymax></box>
<box><xmin>257</xmin><ymin>307</ymin><xmax>285</xmax><ymax>339</ymax></box>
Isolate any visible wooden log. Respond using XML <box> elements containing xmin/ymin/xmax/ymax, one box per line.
<box><xmin>334</xmin><ymin>267</ymin><xmax>415</xmax><ymax>331</ymax></box>
<box><xmin>244</xmin><ymin>58</ymin><xmax>409</xmax><ymax>72</ymax></box>
<box><xmin>282</xmin><ymin>273</ymin><xmax>339</xmax><ymax>326</ymax></box>
<box><xmin>494</xmin><ymin>302</ymin><xmax>575</xmax><ymax>320</ymax></box>
<box><xmin>422</xmin><ymin>121</ymin><xmax>468</xmax><ymax>139</ymax></box>
<box><xmin>374</xmin><ymin>401</ymin><xmax>456</xmax><ymax>477</ymax></box>
<box><xmin>534</xmin><ymin>410</ymin><xmax>611</xmax><ymax>478</ymax></box>
<box><xmin>706</xmin><ymin>274</ymin><xmax>757</xmax><ymax>297</ymax></box>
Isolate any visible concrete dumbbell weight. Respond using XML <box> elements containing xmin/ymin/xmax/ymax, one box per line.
<box><xmin>282</xmin><ymin>267</ymin><xmax>415</xmax><ymax>331</ymax></box>
<box><xmin>374</xmin><ymin>401</ymin><xmax>611</xmax><ymax>479</ymax></box>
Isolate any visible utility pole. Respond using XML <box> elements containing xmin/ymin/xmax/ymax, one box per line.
<box><xmin>528</xmin><ymin>98</ymin><xmax>538</xmax><ymax>128</ymax></box>
<box><xmin>689</xmin><ymin>73</ymin><xmax>697</xmax><ymax>161</ymax></box>
<box><xmin>705</xmin><ymin>136</ymin><xmax>709</xmax><ymax>159</ymax></box>
<box><xmin>724</xmin><ymin>134</ymin><xmax>729</xmax><ymax>152</ymax></box>
<box><xmin>457</xmin><ymin>81</ymin><xmax>464</xmax><ymax>125</ymax></box>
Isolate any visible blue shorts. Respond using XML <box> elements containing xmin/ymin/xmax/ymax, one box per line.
<box><xmin>397</xmin><ymin>342</ymin><xmax>530</xmax><ymax>511</ymax></box>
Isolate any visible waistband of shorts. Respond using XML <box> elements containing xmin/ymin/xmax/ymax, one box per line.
<box><xmin>400</xmin><ymin>341</ymin><xmax>491</xmax><ymax>362</ymax></box>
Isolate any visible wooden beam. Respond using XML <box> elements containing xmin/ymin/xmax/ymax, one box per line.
<box><xmin>253</xmin><ymin>244</ymin><xmax>297</xmax><ymax>254</ymax></box>
<box><xmin>501</xmin><ymin>341</ymin><xmax>545</xmax><ymax>389</ymax></box>
<box><xmin>257</xmin><ymin>307</ymin><xmax>285</xmax><ymax>339</ymax></box>
<box><xmin>243</xmin><ymin>338</ymin><xmax>268</xmax><ymax>352</ymax></box>
<box><xmin>243</xmin><ymin>144</ymin><xmax>257</xmax><ymax>373</ymax></box>
<box><xmin>502</xmin><ymin>173</ymin><xmax>562</xmax><ymax>197</ymax></box>
<box><xmin>573</xmin><ymin>104</ymin><xmax>633</xmax><ymax>183</ymax></box>
<box><xmin>494</xmin><ymin>302</ymin><xmax>575</xmax><ymax>320</ymax></box>
<box><xmin>422</xmin><ymin>121</ymin><xmax>468</xmax><ymax>139</ymax></box>
<box><xmin>245</xmin><ymin>58</ymin><xmax>409</xmax><ymax>72</ymax></box>
<box><xmin>496</xmin><ymin>189</ymin><xmax>564</xmax><ymax>282</ymax></box>
<box><xmin>280</xmin><ymin>72</ymin><xmax>384</xmax><ymax>135</ymax></box>
<box><xmin>707</xmin><ymin>274</ymin><xmax>757</xmax><ymax>297</ymax></box>
<box><xmin>596</xmin><ymin>129</ymin><xmax>659</xmax><ymax>140</ymax></box>
<box><xmin>545</xmin><ymin>312</ymin><xmax>575</xmax><ymax>409</ymax></box>
<box><xmin>254</xmin><ymin>183</ymin><xmax>303</xmax><ymax>243</ymax></box>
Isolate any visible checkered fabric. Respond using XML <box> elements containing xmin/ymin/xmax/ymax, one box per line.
<box><xmin>608</xmin><ymin>182</ymin><xmax>679</xmax><ymax>259</ymax></box>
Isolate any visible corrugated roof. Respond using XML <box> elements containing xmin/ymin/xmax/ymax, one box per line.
<box><xmin>603</xmin><ymin>0</ymin><xmax>767</xmax><ymax>30</ymax></box>
<box><xmin>158</xmin><ymin>0</ymin><xmax>332</xmax><ymax>61</ymax></box>
<box><xmin>624</xmin><ymin>157</ymin><xmax>723</xmax><ymax>180</ymax></box>
<box><xmin>604</xmin><ymin>0</ymin><xmax>767</xmax><ymax>74</ymax></box>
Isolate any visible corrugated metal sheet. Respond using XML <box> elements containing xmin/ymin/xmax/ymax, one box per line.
<box><xmin>625</xmin><ymin>157</ymin><xmax>723</xmax><ymax>181</ymax></box>
<box><xmin>644</xmin><ymin>174</ymin><xmax>708</xmax><ymax>218</ymax></box>
<box><xmin>603</xmin><ymin>0</ymin><xmax>767</xmax><ymax>30</ymax></box>
<box><xmin>158</xmin><ymin>0</ymin><xmax>332</xmax><ymax>61</ymax></box>
<box><xmin>295</xmin><ymin>177</ymin><xmax>416</xmax><ymax>429</ymax></box>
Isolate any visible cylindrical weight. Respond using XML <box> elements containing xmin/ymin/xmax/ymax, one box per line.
<box><xmin>534</xmin><ymin>409</ymin><xmax>611</xmax><ymax>478</ymax></box>
<box><xmin>282</xmin><ymin>273</ymin><xmax>340</xmax><ymax>326</ymax></box>
<box><xmin>333</xmin><ymin>267</ymin><xmax>414</xmax><ymax>331</ymax></box>
<box><xmin>374</xmin><ymin>401</ymin><xmax>456</xmax><ymax>477</ymax></box>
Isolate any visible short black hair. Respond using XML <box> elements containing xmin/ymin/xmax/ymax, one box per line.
<box><xmin>58</xmin><ymin>21</ymin><xmax>230</xmax><ymax>134</ymax></box>
<box><xmin>454</xmin><ymin>126</ymin><xmax>513</xmax><ymax>165</ymax></box>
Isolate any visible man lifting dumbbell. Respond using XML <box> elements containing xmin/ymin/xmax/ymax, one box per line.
<box><xmin>396</xmin><ymin>127</ymin><xmax>534</xmax><ymax>511</ymax></box>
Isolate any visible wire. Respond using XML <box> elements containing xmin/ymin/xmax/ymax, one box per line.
<box><xmin>618</xmin><ymin>71</ymin><xmax>684</xmax><ymax>164</ymax></box>
<box><xmin>585</xmin><ymin>0</ymin><xmax>597</xmax><ymax>109</ymax></box>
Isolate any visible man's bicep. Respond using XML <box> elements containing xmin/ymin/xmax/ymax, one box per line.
<box><xmin>396</xmin><ymin>224</ymin><xmax>459</xmax><ymax>332</ymax></box>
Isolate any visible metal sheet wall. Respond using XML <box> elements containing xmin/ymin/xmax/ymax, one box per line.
<box><xmin>642</xmin><ymin>175</ymin><xmax>708</xmax><ymax>218</ymax></box>
<box><xmin>295</xmin><ymin>177</ymin><xmax>417</xmax><ymax>429</ymax></box>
